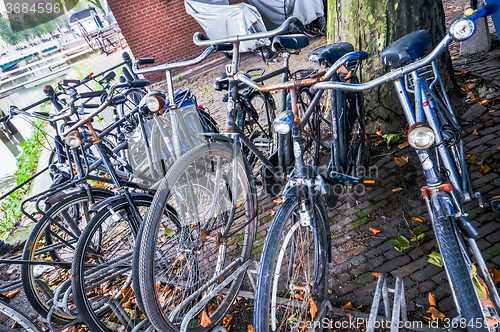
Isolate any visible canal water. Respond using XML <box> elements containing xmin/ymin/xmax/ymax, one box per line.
<box><xmin>0</xmin><ymin>81</ymin><xmax>59</xmax><ymax>195</ymax></box>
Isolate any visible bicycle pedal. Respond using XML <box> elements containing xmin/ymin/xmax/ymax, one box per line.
<box><xmin>490</xmin><ymin>195</ymin><xmax>500</xmax><ymax>212</ymax></box>
<box><xmin>253</xmin><ymin>137</ymin><xmax>271</xmax><ymax>152</ymax></box>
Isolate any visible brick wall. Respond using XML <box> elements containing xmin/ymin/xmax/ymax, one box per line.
<box><xmin>108</xmin><ymin>0</ymin><xmax>244</xmax><ymax>83</ymax></box>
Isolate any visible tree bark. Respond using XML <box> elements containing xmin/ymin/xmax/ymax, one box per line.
<box><xmin>327</xmin><ymin>0</ymin><xmax>454</xmax><ymax>130</ymax></box>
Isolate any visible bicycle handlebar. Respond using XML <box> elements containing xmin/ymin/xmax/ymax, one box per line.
<box><xmin>192</xmin><ymin>16</ymin><xmax>304</xmax><ymax>47</ymax></box>
<box><xmin>466</xmin><ymin>3</ymin><xmax>498</xmax><ymax>19</ymax></box>
<box><xmin>133</xmin><ymin>45</ymin><xmax>231</xmax><ymax>74</ymax></box>
<box><xmin>312</xmin><ymin>5</ymin><xmax>497</xmax><ymax>93</ymax></box>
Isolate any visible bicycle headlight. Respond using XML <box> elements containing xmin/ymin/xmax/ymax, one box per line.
<box><xmin>139</xmin><ymin>92</ymin><xmax>165</xmax><ymax>113</ymax></box>
<box><xmin>65</xmin><ymin>130</ymin><xmax>83</xmax><ymax>148</ymax></box>
<box><xmin>449</xmin><ymin>18</ymin><xmax>476</xmax><ymax>41</ymax></box>
<box><xmin>408</xmin><ymin>122</ymin><xmax>435</xmax><ymax>150</ymax></box>
<box><xmin>273</xmin><ymin>110</ymin><xmax>294</xmax><ymax>134</ymax></box>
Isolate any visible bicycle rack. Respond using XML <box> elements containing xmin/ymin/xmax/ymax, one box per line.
<box><xmin>367</xmin><ymin>275</ymin><xmax>407</xmax><ymax>332</ymax></box>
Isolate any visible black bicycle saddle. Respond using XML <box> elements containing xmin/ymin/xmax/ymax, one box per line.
<box><xmin>381</xmin><ymin>30</ymin><xmax>432</xmax><ymax>68</ymax></box>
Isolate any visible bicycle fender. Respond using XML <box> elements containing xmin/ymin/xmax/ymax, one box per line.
<box><xmin>431</xmin><ymin>192</ymin><xmax>455</xmax><ymax>219</ymax></box>
<box><xmin>284</xmin><ymin>184</ymin><xmax>309</xmax><ymax>201</ymax></box>
<box><xmin>89</xmin><ymin>193</ymin><xmax>154</xmax><ymax>213</ymax></box>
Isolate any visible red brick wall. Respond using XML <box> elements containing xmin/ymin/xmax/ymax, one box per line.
<box><xmin>108</xmin><ymin>0</ymin><xmax>245</xmax><ymax>83</ymax></box>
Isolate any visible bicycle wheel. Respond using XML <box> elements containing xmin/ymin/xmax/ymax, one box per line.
<box><xmin>71</xmin><ymin>195</ymin><xmax>161</xmax><ymax>332</ymax></box>
<box><xmin>136</xmin><ymin>142</ymin><xmax>257</xmax><ymax>331</ymax></box>
<box><xmin>21</xmin><ymin>187</ymin><xmax>113</xmax><ymax>325</ymax></box>
<box><xmin>254</xmin><ymin>195</ymin><xmax>329</xmax><ymax>332</ymax></box>
<box><xmin>243</xmin><ymin>91</ymin><xmax>277</xmax><ymax>180</ymax></box>
<box><xmin>334</xmin><ymin>86</ymin><xmax>366</xmax><ymax>177</ymax></box>
<box><xmin>0</xmin><ymin>298</ymin><xmax>42</xmax><ymax>332</ymax></box>
<box><xmin>433</xmin><ymin>215</ymin><xmax>493</xmax><ymax>332</ymax></box>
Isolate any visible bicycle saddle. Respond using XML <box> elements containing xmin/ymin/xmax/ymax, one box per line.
<box><xmin>272</xmin><ymin>34</ymin><xmax>309</xmax><ymax>52</ymax></box>
<box><xmin>381</xmin><ymin>30</ymin><xmax>432</xmax><ymax>68</ymax></box>
<box><xmin>308</xmin><ymin>42</ymin><xmax>354</xmax><ymax>66</ymax></box>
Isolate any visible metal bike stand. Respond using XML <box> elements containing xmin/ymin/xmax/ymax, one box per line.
<box><xmin>367</xmin><ymin>275</ymin><xmax>407</xmax><ymax>332</ymax></box>
<box><xmin>178</xmin><ymin>259</ymin><xmax>259</xmax><ymax>332</ymax></box>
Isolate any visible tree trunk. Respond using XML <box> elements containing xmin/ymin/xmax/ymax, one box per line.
<box><xmin>327</xmin><ymin>0</ymin><xmax>454</xmax><ymax>131</ymax></box>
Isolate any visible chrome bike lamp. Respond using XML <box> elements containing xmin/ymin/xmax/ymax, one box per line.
<box><xmin>408</xmin><ymin>122</ymin><xmax>435</xmax><ymax>150</ymax></box>
<box><xmin>273</xmin><ymin>110</ymin><xmax>294</xmax><ymax>134</ymax></box>
<box><xmin>139</xmin><ymin>92</ymin><xmax>166</xmax><ymax>113</ymax></box>
<box><xmin>449</xmin><ymin>18</ymin><xmax>476</xmax><ymax>41</ymax></box>
<box><xmin>65</xmin><ymin>130</ymin><xmax>83</xmax><ymax>148</ymax></box>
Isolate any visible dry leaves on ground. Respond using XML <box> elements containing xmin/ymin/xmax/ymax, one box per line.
<box><xmin>201</xmin><ymin>310</ymin><xmax>211</xmax><ymax>328</ymax></box>
<box><xmin>412</xmin><ymin>217</ymin><xmax>426</xmax><ymax>223</ymax></box>
<box><xmin>394</xmin><ymin>156</ymin><xmax>409</xmax><ymax>167</ymax></box>
<box><xmin>342</xmin><ymin>302</ymin><xmax>355</xmax><ymax>310</ymax></box>
<box><xmin>310</xmin><ymin>299</ymin><xmax>318</xmax><ymax>320</ymax></box>
<box><xmin>490</xmin><ymin>266</ymin><xmax>500</xmax><ymax>283</ymax></box>
<box><xmin>3</xmin><ymin>288</ymin><xmax>20</xmax><ymax>299</ymax></box>
<box><xmin>248</xmin><ymin>325</ymin><xmax>254</xmax><ymax>332</ymax></box>
<box><xmin>369</xmin><ymin>228</ymin><xmax>381</xmax><ymax>234</ymax></box>
<box><xmin>372</xmin><ymin>272</ymin><xmax>383</xmax><ymax>278</ymax></box>
<box><xmin>429</xmin><ymin>293</ymin><xmax>437</xmax><ymax>307</ymax></box>
<box><xmin>393</xmin><ymin>188</ymin><xmax>403</xmax><ymax>192</ymax></box>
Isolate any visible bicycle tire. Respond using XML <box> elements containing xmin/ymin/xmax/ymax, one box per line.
<box><xmin>0</xmin><ymin>300</ymin><xmax>42</xmax><ymax>332</ymax></box>
<box><xmin>136</xmin><ymin>142</ymin><xmax>257</xmax><ymax>331</ymax></box>
<box><xmin>21</xmin><ymin>188</ymin><xmax>113</xmax><ymax>325</ymax></box>
<box><xmin>254</xmin><ymin>194</ymin><xmax>329</xmax><ymax>332</ymax></box>
<box><xmin>71</xmin><ymin>195</ymin><xmax>157</xmax><ymax>332</ymax></box>
<box><xmin>434</xmin><ymin>215</ymin><xmax>490</xmax><ymax>332</ymax></box>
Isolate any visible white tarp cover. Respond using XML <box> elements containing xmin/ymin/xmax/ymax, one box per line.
<box><xmin>247</xmin><ymin>0</ymin><xmax>324</xmax><ymax>30</ymax></box>
<box><xmin>184</xmin><ymin>0</ymin><xmax>269</xmax><ymax>52</ymax></box>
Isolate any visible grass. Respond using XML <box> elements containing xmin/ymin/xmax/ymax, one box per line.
<box><xmin>0</xmin><ymin>114</ymin><xmax>47</xmax><ymax>240</ymax></box>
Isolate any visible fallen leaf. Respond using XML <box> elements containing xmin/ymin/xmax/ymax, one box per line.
<box><xmin>472</xmin><ymin>129</ymin><xmax>479</xmax><ymax>135</ymax></box>
<box><xmin>412</xmin><ymin>217</ymin><xmax>426</xmax><ymax>223</ymax></box>
<box><xmin>342</xmin><ymin>302</ymin><xmax>355</xmax><ymax>310</ymax></box>
<box><xmin>482</xmin><ymin>164</ymin><xmax>491</xmax><ymax>173</ymax></box>
<box><xmin>421</xmin><ymin>316</ymin><xmax>432</xmax><ymax>323</ymax></box>
<box><xmin>383</xmin><ymin>133</ymin><xmax>400</xmax><ymax>146</ymax></box>
<box><xmin>459</xmin><ymin>70</ymin><xmax>470</xmax><ymax>77</ymax></box>
<box><xmin>428</xmin><ymin>252</ymin><xmax>444</xmax><ymax>267</ymax></box>
<box><xmin>310</xmin><ymin>299</ymin><xmax>318</xmax><ymax>320</ymax></box>
<box><xmin>248</xmin><ymin>325</ymin><xmax>254</xmax><ymax>332</ymax></box>
<box><xmin>376</xmin><ymin>131</ymin><xmax>383</xmax><ymax>136</ymax></box>
<box><xmin>393</xmin><ymin>188</ymin><xmax>403</xmax><ymax>192</ymax></box>
<box><xmin>428</xmin><ymin>306</ymin><xmax>445</xmax><ymax>321</ymax></box>
<box><xmin>429</xmin><ymin>293</ymin><xmax>437</xmax><ymax>307</ymax></box>
<box><xmin>222</xmin><ymin>314</ymin><xmax>233</xmax><ymax>329</ymax></box>
<box><xmin>374</xmin><ymin>140</ymin><xmax>384</xmax><ymax>146</ymax></box>
<box><xmin>393</xmin><ymin>235</ymin><xmax>410</xmax><ymax>252</ymax></box>
<box><xmin>201</xmin><ymin>310</ymin><xmax>211</xmax><ymax>328</ymax></box>
<box><xmin>394</xmin><ymin>2</ymin><xmax>399</xmax><ymax>9</ymax></box>
<box><xmin>398</xmin><ymin>141</ymin><xmax>409</xmax><ymax>149</ymax></box>
<box><xmin>369</xmin><ymin>228</ymin><xmax>381</xmax><ymax>234</ymax></box>
<box><xmin>273</xmin><ymin>198</ymin><xmax>283</xmax><ymax>205</ymax></box>
<box><xmin>394</xmin><ymin>156</ymin><xmax>409</xmax><ymax>167</ymax></box>
<box><xmin>372</xmin><ymin>272</ymin><xmax>383</xmax><ymax>278</ymax></box>
<box><xmin>270</xmin><ymin>210</ymin><xmax>275</xmax><ymax>216</ymax></box>
<box><xmin>3</xmin><ymin>288</ymin><xmax>20</xmax><ymax>299</ymax></box>
<box><xmin>490</xmin><ymin>266</ymin><xmax>500</xmax><ymax>283</ymax></box>
<box><xmin>346</xmin><ymin>313</ymin><xmax>354</xmax><ymax>320</ymax></box>
<box><xmin>208</xmin><ymin>303</ymin><xmax>218</xmax><ymax>315</ymax></box>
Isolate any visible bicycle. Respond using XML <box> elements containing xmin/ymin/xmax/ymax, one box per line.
<box><xmin>134</xmin><ymin>17</ymin><xmax>367</xmax><ymax>331</ymax></box>
<box><xmin>313</xmin><ymin>5</ymin><xmax>500</xmax><ymax>332</ymax></box>
<box><xmin>67</xmin><ymin>47</ymin><xmax>228</xmax><ymax>332</ymax></box>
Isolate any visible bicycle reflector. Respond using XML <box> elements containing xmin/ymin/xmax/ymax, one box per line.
<box><xmin>65</xmin><ymin>131</ymin><xmax>83</xmax><ymax>148</ymax></box>
<box><xmin>273</xmin><ymin>110</ymin><xmax>294</xmax><ymax>134</ymax></box>
<box><xmin>408</xmin><ymin>122</ymin><xmax>435</xmax><ymax>150</ymax></box>
<box><xmin>449</xmin><ymin>18</ymin><xmax>476</xmax><ymax>41</ymax></box>
<box><xmin>139</xmin><ymin>92</ymin><xmax>165</xmax><ymax>113</ymax></box>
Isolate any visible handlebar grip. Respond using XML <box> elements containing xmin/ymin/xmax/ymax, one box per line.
<box><xmin>122</xmin><ymin>52</ymin><xmax>131</xmax><ymax>62</ymax></box>
<box><xmin>193</xmin><ymin>32</ymin><xmax>210</xmax><ymax>45</ymax></box>
<box><xmin>79</xmin><ymin>90</ymin><xmax>106</xmax><ymax>99</ymax></box>
<box><xmin>137</xmin><ymin>57</ymin><xmax>155</xmax><ymax>65</ymax></box>
<box><xmin>359</xmin><ymin>51</ymin><xmax>369</xmax><ymax>60</ymax></box>
<box><xmin>289</xmin><ymin>17</ymin><xmax>305</xmax><ymax>32</ymax></box>
<box><xmin>129</xmin><ymin>79</ymin><xmax>149</xmax><ymax>88</ymax></box>
<box><xmin>0</xmin><ymin>115</ymin><xmax>10</xmax><ymax>123</ymax></box>
<box><xmin>122</xmin><ymin>67</ymin><xmax>134</xmax><ymax>82</ymax></box>
<box><xmin>466</xmin><ymin>4</ymin><xmax>499</xmax><ymax>19</ymax></box>
<box><xmin>216</xmin><ymin>44</ymin><xmax>234</xmax><ymax>52</ymax></box>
